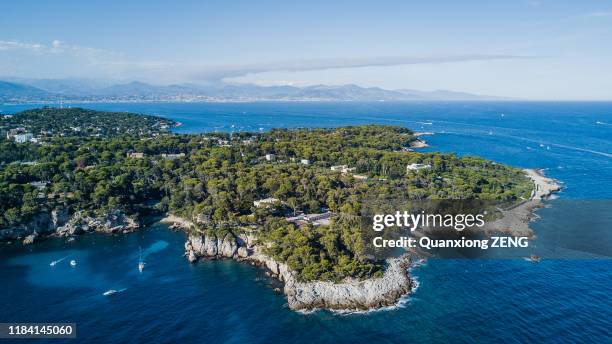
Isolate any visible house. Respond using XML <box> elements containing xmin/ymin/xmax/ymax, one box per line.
<box><xmin>14</xmin><ymin>133</ymin><xmax>34</xmax><ymax>143</ymax></box>
<box><xmin>29</xmin><ymin>181</ymin><xmax>48</xmax><ymax>189</ymax></box>
<box><xmin>352</xmin><ymin>174</ymin><xmax>368</xmax><ymax>180</ymax></box>
<box><xmin>161</xmin><ymin>153</ymin><xmax>185</xmax><ymax>160</ymax></box>
<box><xmin>331</xmin><ymin>165</ymin><xmax>356</xmax><ymax>173</ymax></box>
<box><xmin>6</xmin><ymin>127</ymin><xmax>25</xmax><ymax>140</ymax></box>
<box><xmin>265</xmin><ymin>154</ymin><xmax>276</xmax><ymax>161</ymax></box>
<box><xmin>406</xmin><ymin>163</ymin><xmax>432</xmax><ymax>171</ymax></box>
<box><xmin>285</xmin><ymin>211</ymin><xmax>335</xmax><ymax>226</ymax></box>
<box><xmin>253</xmin><ymin>197</ymin><xmax>280</xmax><ymax>207</ymax></box>
<box><xmin>127</xmin><ymin>152</ymin><xmax>145</xmax><ymax>158</ymax></box>
<box><xmin>304</xmin><ymin>212</ymin><xmax>333</xmax><ymax>222</ymax></box>
<box><xmin>300</xmin><ymin>159</ymin><xmax>310</xmax><ymax>165</ymax></box>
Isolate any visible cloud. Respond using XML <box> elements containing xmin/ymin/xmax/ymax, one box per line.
<box><xmin>188</xmin><ymin>54</ymin><xmax>532</xmax><ymax>82</ymax></box>
<box><xmin>0</xmin><ymin>39</ymin><xmax>532</xmax><ymax>84</ymax></box>
<box><xmin>0</xmin><ymin>40</ymin><xmax>44</xmax><ymax>52</ymax></box>
<box><xmin>0</xmin><ymin>39</ymin><xmax>119</xmax><ymax>60</ymax></box>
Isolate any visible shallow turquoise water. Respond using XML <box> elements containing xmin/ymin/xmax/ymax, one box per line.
<box><xmin>1</xmin><ymin>102</ymin><xmax>611</xmax><ymax>343</ymax></box>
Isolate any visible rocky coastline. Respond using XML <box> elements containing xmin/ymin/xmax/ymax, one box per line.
<box><xmin>0</xmin><ymin>167</ymin><xmax>559</xmax><ymax>312</ymax></box>
<box><xmin>165</xmin><ymin>215</ymin><xmax>414</xmax><ymax>312</ymax></box>
<box><xmin>0</xmin><ymin>208</ymin><xmax>140</xmax><ymax>244</ymax></box>
<box><xmin>486</xmin><ymin>168</ymin><xmax>561</xmax><ymax>237</ymax></box>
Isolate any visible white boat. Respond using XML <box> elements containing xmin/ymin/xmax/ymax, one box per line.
<box><xmin>103</xmin><ymin>288</ymin><xmax>126</xmax><ymax>296</ymax></box>
<box><xmin>70</xmin><ymin>260</ymin><xmax>77</xmax><ymax>267</ymax></box>
<box><xmin>138</xmin><ymin>247</ymin><xmax>145</xmax><ymax>272</ymax></box>
<box><xmin>103</xmin><ymin>289</ymin><xmax>117</xmax><ymax>296</ymax></box>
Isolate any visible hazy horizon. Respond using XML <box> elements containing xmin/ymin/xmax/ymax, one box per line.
<box><xmin>2</xmin><ymin>1</ymin><xmax>612</xmax><ymax>100</ymax></box>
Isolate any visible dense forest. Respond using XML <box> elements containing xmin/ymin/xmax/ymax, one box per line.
<box><xmin>0</xmin><ymin>108</ymin><xmax>533</xmax><ymax>282</ymax></box>
<box><xmin>1</xmin><ymin>107</ymin><xmax>176</xmax><ymax>138</ymax></box>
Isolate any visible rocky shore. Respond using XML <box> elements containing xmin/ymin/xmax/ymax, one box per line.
<box><xmin>486</xmin><ymin>168</ymin><xmax>560</xmax><ymax>237</ymax></box>
<box><xmin>409</xmin><ymin>139</ymin><xmax>429</xmax><ymax>148</ymax></box>
<box><xmin>0</xmin><ymin>208</ymin><xmax>140</xmax><ymax>244</ymax></box>
<box><xmin>164</xmin><ymin>215</ymin><xmax>414</xmax><ymax>312</ymax></box>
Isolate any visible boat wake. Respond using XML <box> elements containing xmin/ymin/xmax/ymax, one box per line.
<box><xmin>49</xmin><ymin>255</ymin><xmax>70</xmax><ymax>267</ymax></box>
<box><xmin>103</xmin><ymin>288</ymin><xmax>127</xmax><ymax>296</ymax></box>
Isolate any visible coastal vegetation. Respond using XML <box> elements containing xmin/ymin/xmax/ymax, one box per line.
<box><xmin>0</xmin><ymin>108</ymin><xmax>533</xmax><ymax>282</ymax></box>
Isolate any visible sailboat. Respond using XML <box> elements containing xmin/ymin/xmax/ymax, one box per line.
<box><xmin>138</xmin><ymin>247</ymin><xmax>145</xmax><ymax>272</ymax></box>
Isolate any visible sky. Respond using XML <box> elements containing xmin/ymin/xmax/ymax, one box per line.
<box><xmin>1</xmin><ymin>0</ymin><xmax>612</xmax><ymax>100</ymax></box>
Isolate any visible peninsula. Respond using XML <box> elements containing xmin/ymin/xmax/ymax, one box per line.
<box><xmin>0</xmin><ymin>107</ymin><xmax>558</xmax><ymax>311</ymax></box>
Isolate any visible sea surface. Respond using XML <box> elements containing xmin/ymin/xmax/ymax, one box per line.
<box><xmin>1</xmin><ymin>102</ymin><xmax>611</xmax><ymax>343</ymax></box>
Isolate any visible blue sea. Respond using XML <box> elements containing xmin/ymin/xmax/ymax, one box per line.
<box><xmin>1</xmin><ymin>102</ymin><xmax>611</xmax><ymax>343</ymax></box>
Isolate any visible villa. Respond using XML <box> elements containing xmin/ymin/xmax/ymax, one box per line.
<box><xmin>253</xmin><ymin>197</ymin><xmax>280</xmax><ymax>207</ymax></box>
<box><xmin>161</xmin><ymin>153</ymin><xmax>186</xmax><ymax>160</ymax></box>
<box><xmin>330</xmin><ymin>165</ymin><xmax>356</xmax><ymax>173</ymax></box>
<box><xmin>406</xmin><ymin>163</ymin><xmax>432</xmax><ymax>171</ymax></box>
<box><xmin>285</xmin><ymin>211</ymin><xmax>335</xmax><ymax>226</ymax></box>
<box><xmin>29</xmin><ymin>181</ymin><xmax>49</xmax><ymax>189</ymax></box>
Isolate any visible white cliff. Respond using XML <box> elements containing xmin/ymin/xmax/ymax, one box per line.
<box><xmin>179</xmin><ymin>222</ymin><xmax>413</xmax><ymax>312</ymax></box>
<box><xmin>0</xmin><ymin>208</ymin><xmax>140</xmax><ymax>242</ymax></box>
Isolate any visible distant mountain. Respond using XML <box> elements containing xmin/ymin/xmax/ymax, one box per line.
<box><xmin>1</xmin><ymin>77</ymin><xmax>113</xmax><ymax>97</ymax></box>
<box><xmin>0</xmin><ymin>81</ymin><xmax>54</xmax><ymax>101</ymax></box>
<box><xmin>396</xmin><ymin>88</ymin><xmax>507</xmax><ymax>101</ymax></box>
<box><xmin>0</xmin><ymin>78</ymin><xmax>508</xmax><ymax>102</ymax></box>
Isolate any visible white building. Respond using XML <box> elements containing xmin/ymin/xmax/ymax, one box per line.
<box><xmin>161</xmin><ymin>153</ymin><xmax>185</xmax><ymax>160</ymax></box>
<box><xmin>406</xmin><ymin>163</ymin><xmax>432</xmax><ymax>171</ymax></box>
<box><xmin>29</xmin><ymin>181</ymin><xmax>48</xmax><ymax>189</ymax></box>
<box><xmin>253</xmin><ymin>197</ymin><xmax>280</xmax><ymax>207</ymax></box>
<box><xmin>265</xmin><ymin>154</ymin><xmax>276</xmax><ymax>161</ymax></box>
<box><xmin>331</xmin><ymin>165</ymin><xmax>356</xmax><ymax>173</ymax></box>
<box><xmin>285</xmin><ymin>211</ymin><xmax>335</xmax><ymax>226</ymax></box>
<box><xmin>14</xmin><ymin>133</ymin><xmax>34</xmax><ymax>143</ymax></box>
<box><xmin>300</xmin><ymin>159</ymin><xmax>310</xmax><ymax>165</ymax></box>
